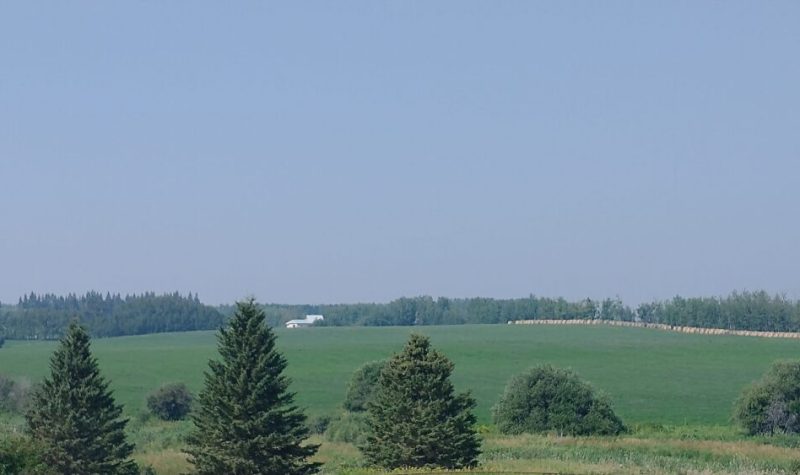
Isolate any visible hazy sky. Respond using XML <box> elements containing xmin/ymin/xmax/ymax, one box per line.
<box><xmin>1</xmin><ymin>2</ymin><xmax>799</xmax><ymax>305</ymax></box>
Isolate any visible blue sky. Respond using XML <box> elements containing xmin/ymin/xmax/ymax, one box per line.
<box><xmin>1</xmin><ymin>2</ymin><xmax>798</xmax><ymax>305</ymax></box>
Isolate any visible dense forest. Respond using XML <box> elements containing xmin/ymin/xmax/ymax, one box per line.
<box><xmin>2</xmin><ymin>290</ymin><xmax>800</xmax><ymax>340</ymax></box>
<box><xmin>0</xmin><ymin>292</ymin><xmax>223</xmax><ymax>340</ymax></box>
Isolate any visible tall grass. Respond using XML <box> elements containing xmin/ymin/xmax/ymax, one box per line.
<box><xmin>121</xmin><ymin>423</ymin><xmax>800</xmax><ymax>475</ymax></box>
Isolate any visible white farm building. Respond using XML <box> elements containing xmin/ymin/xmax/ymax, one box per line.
<box><xmin>285</xmin><ymin>315</ymin><xmax>324</xmax><ymax>329</ymax></box>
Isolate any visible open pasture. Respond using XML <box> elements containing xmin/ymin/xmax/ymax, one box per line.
<box><xmin>2</xmin><ymin>324</ymin><xmax>800</xmax><ymax>425</ymax></box>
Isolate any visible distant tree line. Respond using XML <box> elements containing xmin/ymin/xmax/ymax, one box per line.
<box><xmin>244</xmin><ymin>290</ymin><xmax>800</xmax><ymax>333</ymax></box>
<box><xmin>0</xmin><ymin>291</ymin><xmax>223</xmax><ymax>340</ymax></box>
<box><xmin>2</xmin><ymin>289</ymin><xmax>800</xmax><ymax>341</ymax></box>
<box><xmin>236</xmin><ymin>295</ymin><xmax>635</xmax><ymax>328</ymax></box>
<box><xmin>636</xmin><ymin>291</ymin><xmax>800</xmax><ymax>331</ymax></box>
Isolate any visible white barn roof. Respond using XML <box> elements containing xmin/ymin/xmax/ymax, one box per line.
<box><xmin>285</xmin><ymin>315</ymin><xmax>324</xmax><ymax>326</ymax></box>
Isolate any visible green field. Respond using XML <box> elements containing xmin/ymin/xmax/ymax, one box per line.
<box><xmin>2</xmin><ymin>324</ymin><xmax>800</xmax><ymax>425</ymax></box>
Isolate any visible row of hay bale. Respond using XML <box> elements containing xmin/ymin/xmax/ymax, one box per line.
<box><xmin>508</xmin><ymin>319</ymin><xmax>800</xmax><ymax>339</ymax></box>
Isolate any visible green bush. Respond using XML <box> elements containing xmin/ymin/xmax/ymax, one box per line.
<box><xmin>343</xmin><ymin>360</ymin><xmax>385</xmax><ymax>412</ymax></box>
<box><xmin>307</xmin><ymin>414</ymin><xmax>332</xmax><ymax>435</ymax></box>
<box><xmin>493</xmin><ymin>364</ymin><xmax>626</xmax><ymax>436</ymax></box>
<box><xmin>0</xmin><ymin>376</ymin><xmax>12</xmax><ymax>412</ymax></box>
<box><xmin>325</xmin><ymin>412</ymin><xmax>370</xmax><ymax>445</ymax></box>
<box><xmin>0</xmin><ymin>375</ymin><xmax>33</xmax><ymax>414</ymax></box>
<box><xmin>138</xmin><ymin>465</ymin><xmax>157</xmax><ymax>475</ymax></box>
<box><xmin>735</xmin><ymin>360</ymin><xmax>800</xmax><ymax>435</ymax></box>
<box><xmin>0</xmin><ymin>436</ymin><xmax>51</xmax><ymax>475</ymax></box>
<box><xmin>146</xmin><ymin>383</ymin><xmax>193</xmax><ymax>421</ymax></box>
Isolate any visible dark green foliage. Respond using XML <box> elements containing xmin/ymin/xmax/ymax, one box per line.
<box><xmin>0</xmin><ymin>334</ymin><xmax>5</xmax><ymax>348</ymax></box>
<box><xmin>146</xmin><ymin>383</ymin><xmax>193</xmax><ymax>421</ymax></box>
<box><xmin>342</xmin><ymin>360</ymin><xmax>385</xmax><ymax>412</ymax></box>
<box><xmin>361</xmin><ymin>334</ymin><xmax>480</xmax><ymax>470</ymax></box>
<box><xmin>734</xmin><ymin>360</ymin><xmax>800</xmax><ymax>435</ymax></box>
<box><xmin>493</xmin><ymin>365</ymin><xmax>626</xmax><ymax>436</ymax></box>
<box><xmin>185</xmin><ymin>299</ymin><xmax>319</xmax><ymax>475</ymax></box>
<box><xmin>25</xmin><ymin>322</ymin><xmax>137</xmax><ymax>474</ymax></box>
<box><xmin>0</xmin><ymin>436</ymin><xmax>51</xmax><ymax>475</ymax></box>
<box><xmin>1</xmin><ymin>291</ymin><xmax>222</xmax><ymax>340</ymax></box>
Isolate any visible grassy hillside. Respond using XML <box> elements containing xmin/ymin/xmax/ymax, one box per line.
<box><xmin>2</xmin><ymin>324</ymin><xmax>800</xmax><ymax>425</ymax></box>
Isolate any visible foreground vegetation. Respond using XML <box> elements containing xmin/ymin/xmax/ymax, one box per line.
<box><xmin>6</xmin><ymin>417</ymin><xmax>799</xmax><ymax>475</ymax></box>
<box><xmin>313</xmin><ymin>427</ymin><xmax>800</xmax><ymax>475</ymax></box>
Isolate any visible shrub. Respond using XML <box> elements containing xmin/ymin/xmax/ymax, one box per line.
<box><xmin>0</xmin><ymin>335</ymin><xmax>5</xmax><ymax>349</ymax></box>
<box><xmin>146</xmin><ymin>383</ymin><xmax>193</xmax><ymax>421</ymax></box>
<box><xmin>324</xmin><ymin>412</ymin><xmax>370</xmax><ymax>445</ymax></box>
<box><xmin>0</xmin><ymin>436</ymin><xmax>50</xmax><ymax>475</ymax></box>
<box><xmin>138</xmin><ymin>465</ymin><xmax>157</xmax><ymax>475</ymax></box>
<box><xmin>343</xmin><ymin>360</ymin><xmax>385</xmax><ymax>412</ymax></box>
<box><xmin>0</xmin><ymin>375</ymin><xmax>12</xmax><ymax>411</ymax></box>
<box><xmin>0</xmin><ymin>376</ymin><xmax>33</xmax><ymax>414</ymax></box>
<box><xmin>307</xmin><ymin>414</ymin><xmax>332</xmax><ymax>435</ymax></box>
<box><xmin>493</xmin><ymin>364</ymin><xmax>626</xmax><ymax>436</ymax></box>
<box><xmin>735</xmin><ymin>360</ymin><xmax>800</xmax><ymax>435</ymax></box>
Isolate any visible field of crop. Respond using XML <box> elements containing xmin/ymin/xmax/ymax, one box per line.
<box><xmin>4</xmin><ymin>324</ymin><xmax>800</xmax><ymax>424</ymax></box>
<box><xmin>3</xmin><ymin>324</ymin><xmax>800</xmax><ymax>473</ymax></box>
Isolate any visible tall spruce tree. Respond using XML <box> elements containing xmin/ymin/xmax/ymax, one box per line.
<box><xmin>25</xmin><ymin>321</ymin><xmax>137</xmax><ymax>475</ymax></box>
<box><xmin>186</xmin><ymin>299</ymin><xmax>319</xmax><ymax>475</ymax></box>
<box><xmin>361</xmin><ymin>333</ymin><xmax>480</xmax><ymax>469</ymax></box>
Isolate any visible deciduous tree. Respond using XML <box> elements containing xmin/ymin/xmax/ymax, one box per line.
<box><xmin>735</xmin><ymin>360</ymin><xmax>800</xmax><ymax>435</ymax></box>
<box><xmin>146</xmin><ymin>383</ymin><xmax>193</xmax><ymax>421</ymax></box>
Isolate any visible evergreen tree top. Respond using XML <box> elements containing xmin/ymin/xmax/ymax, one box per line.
<box><xmin>49</xmin><ymin>321</ymin><xmax>101</xmax><ymax>381</ymax></box>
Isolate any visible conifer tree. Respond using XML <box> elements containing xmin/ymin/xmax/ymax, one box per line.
<box><xmin>361</xmin><ymin>334</ymin><xmax>480</xmax><ymax>469</ymax></box>
<box><xmin>186</xmin><ymin>299</ymin><xmax>319</xmax><ymax>475</ymax></box>
<box><xmin>26</xmin><ymin>321</ymin><xmax>137</xmax><ymax>475</ymax></box>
